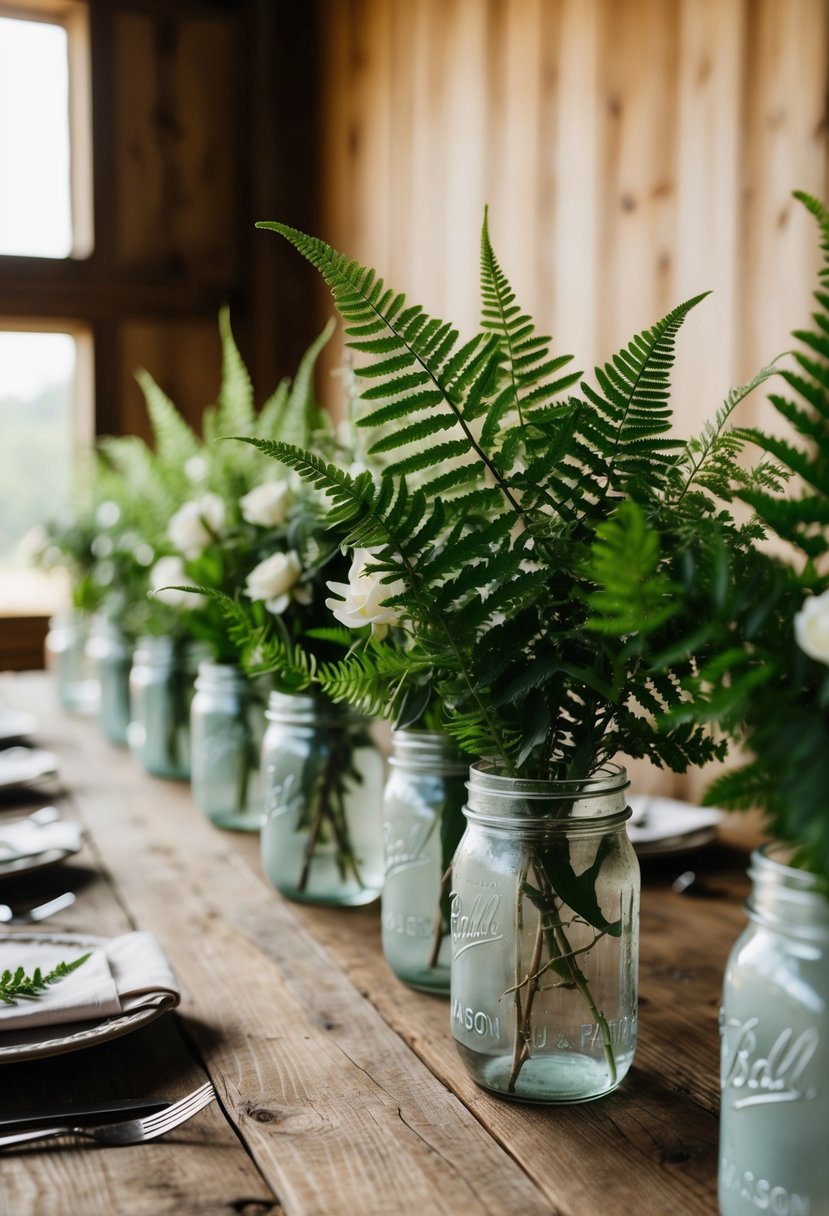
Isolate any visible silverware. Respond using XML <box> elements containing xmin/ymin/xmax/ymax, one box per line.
<box><xmin>0</xmin><ymin>1097</ymin><xmax>171</xmax><ymax>1133</ymax></box>
<box><xmin>0</xmin><ymin>1081</ymin><xmax>216</xmax><ymax>1149</ymax></box>
<box><xmin>0</xmin><ymin>892</ymin><xmax>76</xmax><ymax>925</ymax></box>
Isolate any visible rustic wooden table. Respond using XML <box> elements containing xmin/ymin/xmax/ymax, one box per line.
<box><xmin>0</xmin><ymin>671</ymin><xmax>757</xmax><ymax>1216</ymax></box>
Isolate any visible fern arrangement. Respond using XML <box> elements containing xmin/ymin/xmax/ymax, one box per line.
<box><xmin>248</xmin><ymin>212</ymin><xmax>777</xmax><ymax>785</ymax></box>
<box><xmin>614</xmin><ymin>190</ymin><xmax>829</xmax><ymax>886</ymax></box>
<box><xmin>232</xmin><ymin>208</ymin><xmax>791</xmax><ymax>1096</ymax></box>
<box><xmin>93</xmin><ymin>309</ymin><xmax>354</xmax><ymax>671</ymax></box>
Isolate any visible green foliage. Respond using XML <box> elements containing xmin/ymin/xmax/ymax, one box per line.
<box><xmin>630</xmin><ymin>190</ymin><xmax>829</xmax><ymax>882</ymax></box>
<box><xmin>733</xmin><ymin>191</ymin><xmax>829</xmax><ymax>558</ymax></box>
<box><xmin>0</xmin><ymin>953</ymin><xmax>90</xmax><ymax>1004</ymax></box>
<box><xmin>255</xmin><ymin>211</ymin><xmax>771</xmax><ymax>782</ymax></box>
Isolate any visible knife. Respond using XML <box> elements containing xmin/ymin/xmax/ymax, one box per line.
<box><xmin>0</xmin><ymin>1098</ymin><xmax>171</xmax><ymax>1132</ymax></box>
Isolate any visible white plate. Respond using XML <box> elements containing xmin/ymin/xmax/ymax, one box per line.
<box><xmin>0</xmin><ymin>816</ymin><xmax>82</xmax><ymax>881</ymax></box>
<box><xmin>0</xmin><ymin>748</ymin><xmax>59</xmax><ymax>791</ymax></box>
<box><xmin>0</xmin><ymin>933</ymin><xmax>178</xmax><ymax>1063</ymax></box>
<box><xmin>0</xmin><ymin>711</ymin><xmax>37</xmax><ymax>744</ymax></box>
<box><xmin>627</xmin><ymin>795</ymin><xmax>722</xmax><ymax>857</ymax></box>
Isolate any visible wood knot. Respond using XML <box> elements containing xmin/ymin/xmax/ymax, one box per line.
<box><xmin>246</xmin><ymin>1104</ymin><xmax>327</xmax><ymax>1135</ymax></box>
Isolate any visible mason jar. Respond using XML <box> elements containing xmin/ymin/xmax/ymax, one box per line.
<box><xmin>127</xmin><ymin>636</ymin><xmax>207</xmax><ymax>779</ymax></box>
<box><xmin>719</xmin><ymin>845</ymin><xmax>829</xmax><ymax>1216</ymax></box>
<box><xmin>86</xmin><ymin>616</ymin><xmax>132</xmax><ymax>745</ymax></box>
<box><xmin>450</xmin><ymin>761</ymin><xmax>639</xmax><ymax>1104</ymax></box>
<box><xmin>381</xmin><ymin>729</ymin><xmax>469</xmax><ymax>993</ymax></box>
<box><xmin>44</xmin><ymin>612</ymin><xmax>99</xmax><ymax>714</ymax></box>
<box><xmin>190</xmin><ymin>662</ymin><xmax>267</xmax><ymax>831</ymax></box>
<box><xmin>261</xmin><ymin>691</ymin><xmax>385</xmax><ymax>905</ymax></box>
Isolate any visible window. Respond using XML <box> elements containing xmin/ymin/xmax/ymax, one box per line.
<box><xmin>0</xmin><ymin>325</ymin><xmax>93</xmax><ymax>612</ymax></box>
<box><xmin>0</xmin><ymin>1</ymin><xmax>92</xmax><ymax>259</ymax></box>
<box><xmin>0</xmin><ymin>1</ymin><xmax>94</xmax><ymax>620</ymax></box>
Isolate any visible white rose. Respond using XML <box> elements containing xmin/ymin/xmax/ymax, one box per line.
<box><xmin>239</xmin><ymin>481</ymin><xmax>293</xmax><ymax>527</ymax></box>
<box><xmin>149</xmin><ymin>556</ymin><xmax>205</xmax><ymax>610</ymax></box>
<box><xmin>167</xmin><ymin>493</ymin><xmax>225</xmax><ymax>559</ymax></box>
<box><xmin>794</xmin><ymin>590</ymin><xmax>829</xmax><ymax>664</ymax></box>
<box><xmin>245</xmin><ymin>551</ymin><xmax>309</xmax><ymax>615</ymax></box>
<box><xmin>325</xmin><ymin>548</ymin><xmax>405</xmax><ymax>639</ymax></box>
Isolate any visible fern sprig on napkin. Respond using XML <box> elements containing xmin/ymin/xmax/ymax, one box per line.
<box><xmin>0</xmin><ymin>953</ymin><xmax>90</xmax><ymax>1005</ymax></box>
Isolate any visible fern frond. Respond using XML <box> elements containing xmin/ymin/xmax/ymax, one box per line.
<box><xmin>479</xmin><ymin>206</ymin><xmax>580</xmax><ymax>426</ymax></box>
<box><xmin>584</xmin><ymin>501</ymin><xmax>682</xmax><ymax>638</ymax></box>
<box><xmin>579</xmin><ymin>293</ymin><xmax>708</xmax><ymax>498</ymax></box>
<box><xmin>667</xmin><ymin>361</ymin><xmax>782</xmax><ymax>506</ymax></box>
<box><xmin>135</xmin><ymin>369</ymin><xmax>201</xmax><ymax>468</ymax></box>
<box><xmin>213</xmin><ymin>305</ymin><xmax>255</xmax><ymax>440</ymax></box>
<box><xmin>256</xmin><ymin>221</ymin><xmax>522</xmax><ymax>512</ymax></box>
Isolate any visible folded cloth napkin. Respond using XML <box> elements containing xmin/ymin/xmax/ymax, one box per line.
<box><xmin>0</xmin><ymin>817</ymin><xmax>82</xmax><ymax>862</ymax></box>
<box><xmin>0</xmin><ymin>932</ymin><xmax>180</xmax><ymax>1031</ymax></box>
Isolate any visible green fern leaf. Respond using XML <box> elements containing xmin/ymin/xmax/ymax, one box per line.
<box><xmin>135</xmin><ymin>369</ymin><xmax>201</xmax><ymax>468</ymax></box>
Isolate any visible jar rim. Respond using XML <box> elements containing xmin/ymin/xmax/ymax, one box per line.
<box><xmin>469</xmin><ymin>759</ymin><xmax>629</xmax><ymax>799</ymax></box>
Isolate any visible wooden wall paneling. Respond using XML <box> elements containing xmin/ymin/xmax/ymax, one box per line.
<box><xmin>673</xmin><ymin>0</ymin><xmax>745</xmax><ymax>436</ymax></box>
<box><xmin>736</xmin><ymin>0</ymin><xmax>829</xmax><ymax>436</ymax></box>
<box><xmin>550</xmin><ymin>0</ymin><xmax>599</xmax><ymax>377</ymax></box>
<box><xmin>247</xmin><ymin>0</ymin><xmax>325</xmax><ymax>400</ymax></box>
<box><xmin>318</xmin><ymin>0</ymin><xmax>395</xmax><ymax>418</ymax></box>
<box><xmin>484</xmin><ymin>0</ymin><xmax>544</xmax><ymax>328</ymax></box>
<box><xmin>172</xmin><ymin>14</ymin><xmax>241</xmax><ymax>282</ymax></box>
<box><xmin>112</xmin><ymin>8</ymin><xmax>241</xmax><ymax>281</ymax></box>
<box><xmin>396</xmin><ymin>0</ymin><xmax>449</xmax><ymax>323</ymax></box>
<box><xmin>113</xmin><ymin>12</ymin><xmax>164</xmax><ymax>270</ymax></box>
<box><xmin>595</xmin><ymin>0</ymin><xmax>682</xmax><ymax>366</ymax></box>
<box><xmin>440</xmin><ymin>0</ymin><xmax>490</xmax><ymax>342</ymax></box>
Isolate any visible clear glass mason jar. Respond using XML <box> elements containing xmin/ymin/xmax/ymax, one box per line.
<box><xmin>127</xmin><ymin>636</ymin><xmax>207</xmax><ymax>779</ymax></box>
<box><xmin>260</xmin><ymin>691</ymin><xmax>385</xmax><ymax>905</ymax></box>
<box><xmin>450</xmin><ymin>761</ymin><xmax>639</xmax><ymax>1104</ymax></box>
<box><xmin>85</xmin><ymin>616</ymin><xmax>132</xmax><ymax>746</ymax></box>
<box><xmin>381</xmin><ymin>730</ymin><xmax>469</xmax><ymax>993</ymax></box>
<box><xmin>44</xmin><ymin>612</ymin><xmax>99</xmax><ymax>714</ymax></box>
<box><xmin>719</xmin><ymin>845</ymin><xmax>829</xmax><ymax>1216</ymax></box>
<box><xmin>190</xmin><ymin>662</ymin><xmax>267</xmax><ymax>831</ymax></box>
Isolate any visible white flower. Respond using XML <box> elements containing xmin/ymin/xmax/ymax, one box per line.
<box><xmin>794</xmin><ymin>590</ymin><xmax>829</xmax><ymax>664</ymax></box>
<box><xmin>95</xmin><ymin>500</ymin><xmax>120</xmax><ymax>529</ymax></box>
<box><xmin>325</xmin><ymin>548</ymin><xmax>405</xmax><ymax>639</ymax></box>
<box><xmin>245</xmin><ymin>551</ymin><xmax>309</xmax><ymax>615</ymax></box>
<box><xmin>185</xmin><ymin>455</ymin><xmax>209</xmax><ymax>484</ymax></box>
<box><xmin>167</xmin><ymin>493</ymin><xmax>225</xmax><ymax>559</ymax></box>
<box><xmin>149</xmin><ymin>556</ymin><xmax>205</xmax><ymax>610</ymax></box>
<box><xmin>239</xmin><ymin>481</ymin><xmax>293</xmax><ymax>527</ymax></box>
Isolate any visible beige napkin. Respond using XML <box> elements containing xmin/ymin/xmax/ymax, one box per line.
<box><xmin>0</xmin><ymin>932</ymin><xmax>180</xmax><ymax>1031</ymax></box>
<box><xmin>0</xmin><ymin>817</ymin><xmax>81</xmax><ymax>862</ymax></box>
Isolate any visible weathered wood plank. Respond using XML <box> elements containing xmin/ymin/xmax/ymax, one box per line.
<box><xmin>5</xmin><ymin>674</ymin><xmax>549</xmax><ymax>1216</ymax></box>
<box><xmin>3</xmin><ymin>673</ymin><xmax>761</xmax><ymax>1215</ymax></box>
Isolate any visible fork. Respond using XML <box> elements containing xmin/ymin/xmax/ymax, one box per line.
<box><xmin>0</xmin><ymin>1081</ymin><xmax>216</xmax><ymax>1149</ymax></box>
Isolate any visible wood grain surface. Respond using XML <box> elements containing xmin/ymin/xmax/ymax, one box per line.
<box><xmin>0</xmin><ymin>672</ymin><xmax>759</xmax><ymax>1216</ymax></box>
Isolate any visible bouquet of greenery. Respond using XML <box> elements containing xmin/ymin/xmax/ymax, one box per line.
<box><xmin>232</xmin><ymin>209</ymin><xmax>785</xmax><ymax>1090</ymax></box>
<box><xmin>616</xmin><ymin>190</ymin><xmax>829</xmax><ymax>889</ymax></box>
<box><xmin>163</xmin><ymin>321</ymin><xmax>390</xmax><ymax>894</ymax></box>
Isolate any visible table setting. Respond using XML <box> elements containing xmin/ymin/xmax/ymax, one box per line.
<box><xmin>0</xmin><ymin>690</ymin><xmax>219</xmax><ymax>1186</ymax></box>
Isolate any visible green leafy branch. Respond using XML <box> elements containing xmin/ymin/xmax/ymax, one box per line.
<box><xmin>0</xmin><ymin>953</ymin><xmax>91</xmax><ymax>1005</ymax></box>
